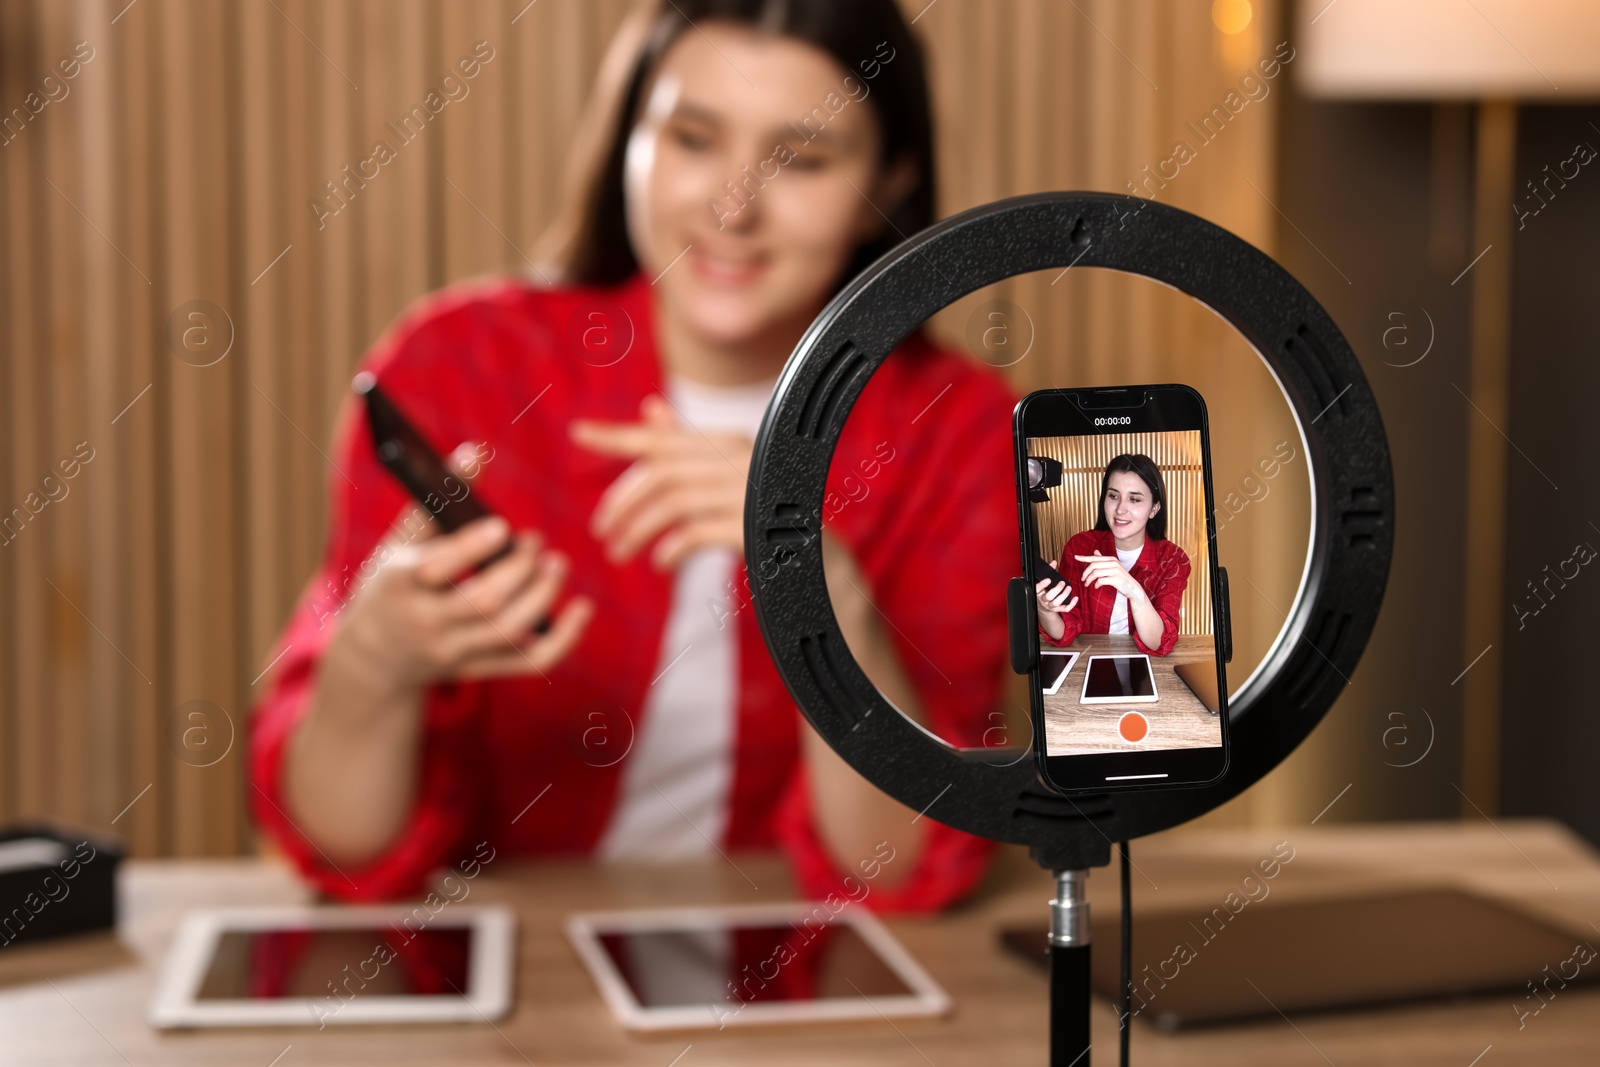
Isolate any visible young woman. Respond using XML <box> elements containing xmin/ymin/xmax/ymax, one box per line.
<box><xmin>248</xmin><ymin>0</ymin><xmax>1020</xmax><ymax>914</ymax></box>
<box><xmin>1035</xmin><ymin>453</ymin><xmax>1190</xmax><ymax>657</ymax></box>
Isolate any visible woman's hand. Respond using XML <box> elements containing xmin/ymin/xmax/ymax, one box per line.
<box><xmin>1034</xmin><ymin>559</ymin><xmax>1075</xmax><ymax>642</ymax></box>
<box><xmin>289</xmin><ymin>468</ymin><xmax>594</xmax><ymax>866</ymax></box>
<box><xmin>333</xmin><ymin>511</ymin><xmax>594</xmax><ymax>691</ymax></box>
<box><xmin>1074</xmin><ymin>550</ymin><xmax>1145</xmax><ymax>604</ymax></box>
<box><xmin>570</xmin><ymin>394</ymin><xmax>753</xmax><ymax>570</ymax></box>
<box><xmin>1034</xmin><ymin>559</ymin><xmax>1077</xmax><ymax>616</ymax></box>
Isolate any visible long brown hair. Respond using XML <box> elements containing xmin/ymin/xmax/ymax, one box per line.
<box><xmin>533</xmin><ymin>0</ymin><xmax>938</xmax><ymax>291</ymax></box>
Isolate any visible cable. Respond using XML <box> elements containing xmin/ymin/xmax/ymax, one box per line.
<box><xmin>1119</xmin><ymin>839</ymin><xmax>1132</xmax><ymax>1067</ymax></box>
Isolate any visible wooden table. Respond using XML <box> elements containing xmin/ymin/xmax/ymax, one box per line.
<box><xmin>2</xmin><ymin>820</ymin><xmax>1599</xmax><ymax>1065</ymax></box>
<box><xmin>1042</xmin><ymin>633</ymin><xmax>1222</xmax><ymax>753</ymax></box>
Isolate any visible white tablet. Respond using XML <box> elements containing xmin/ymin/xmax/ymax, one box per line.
<box><xmin>1080</xmin><ymin>653</ymin><xmax>1159</xmax><ymax>704</ymax></box>
<box><xmin>148</xmin><ymin>904</ymin><xmax>514</xmax><ymax>1029</ymax></box>
<box><xmin>566</xmin><ymin>902</ymin><xmax>952</xmax><ymax>1031</ymax></box>
<box><xmin>1040</xmin><ymin>650</ymin><xmax>1079</xmax><ymax>695</ymax></box>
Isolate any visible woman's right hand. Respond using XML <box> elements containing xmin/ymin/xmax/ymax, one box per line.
<box><xmin>1034</xmin><ymin>559</ymin><xmax>1076</xmax><ymax>641</ymax></box>
<box><xmin>331</xmin><ymin>512</ymin><xmax>595</xmax><ymax>690</ymax></box>
<box><xmin>1034</xmin><ymin>560</ymin><xmax>1077</xmax><ymax>615</ymax></box>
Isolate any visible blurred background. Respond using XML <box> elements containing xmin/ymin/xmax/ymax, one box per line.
<box><xmin>0</xmin><ymin>0</ymin><xmax>1594</xmax><ymax>862</ymax></box>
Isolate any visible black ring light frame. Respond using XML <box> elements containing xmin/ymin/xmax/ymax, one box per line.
<box><xmin>744</xmin><ymin>191</ymin><xmax>1394</xmax><ymax>873</ymax></box>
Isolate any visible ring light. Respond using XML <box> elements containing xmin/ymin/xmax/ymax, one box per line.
<box><xmin>744</xmin><ymin>191</ymin><xmax>1394</xmax><ymax>872</ymax></box>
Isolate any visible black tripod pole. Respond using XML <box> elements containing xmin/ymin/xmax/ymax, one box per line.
<box><xmin>1049</xmin><ymin>868</ymin><xmax>1092</xmax><ymax>1066</ymax></box>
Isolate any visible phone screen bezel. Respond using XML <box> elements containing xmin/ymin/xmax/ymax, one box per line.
<box><xmin>1016</xmin><ymin>384</ymin><xmax>1230</xmax><ymax>794</ymax></box>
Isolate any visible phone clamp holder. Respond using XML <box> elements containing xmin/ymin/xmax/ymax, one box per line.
<box><xmin>743</xmin><ymin>192</ymin><xmax>1394</xmax><ymax>1065</ymax></box>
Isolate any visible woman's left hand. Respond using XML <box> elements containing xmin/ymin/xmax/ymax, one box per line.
<box><xmin>570</xmin><ymin>394</ymin><xmax>753</xmax><ymax>571</ymax></box>
<box><xmin>1074</xmin><ymin>550</ymin><xmax>1144</xmax><ymax>603</ymax></box>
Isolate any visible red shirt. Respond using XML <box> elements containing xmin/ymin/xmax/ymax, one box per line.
<box><xmin>1038</xmin><ymin>528</ymin><xmax>1191</xmax><ymax>656</ymax></box>
<box><xmin>247</xmin><ymin>270</ymin><xmax>1021</xmax><ymax>914</ymax></box>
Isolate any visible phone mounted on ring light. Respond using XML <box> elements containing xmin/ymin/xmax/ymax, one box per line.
<box><xmin>741</xmin><ymin>191</ymin><xmax>1393</xmax><ymax>1066</ymax></box>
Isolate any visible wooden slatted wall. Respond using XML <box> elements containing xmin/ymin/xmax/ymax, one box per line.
<box><xmin>0</xmin><ymin>0</ymin><xmax>1298</xmax><ymax>857</ymax></box>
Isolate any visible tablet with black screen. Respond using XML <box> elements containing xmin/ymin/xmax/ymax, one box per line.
<box><xmin>1080</xmin><ymin>654</ymin><xmax>1159</xmax><ymax>704</ymax></box>
<box><xmin>148</xmin><ymin>905</ymin><xmax>513</xmax><ymax>1028</ymax></box>
<box><xmin>1041</xmin><ymin>651</ymin><xmax>1079</xmax><ymax>695</ymax></box>
<box><xmin>567</xmin><ymin>902</ymin><xmax>950</xmax><ymax>1030</ymax></box>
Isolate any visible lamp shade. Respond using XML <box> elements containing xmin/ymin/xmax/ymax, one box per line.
<box><xmin>1297</xmin><ymin>0</ymin><xmax>1600</xmax><ymax>99</ymax></box>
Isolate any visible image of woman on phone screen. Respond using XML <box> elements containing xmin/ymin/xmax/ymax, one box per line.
<box><xmin>1035</xmin><ymin>453</ymin><xmax>1190</xmax><ymax>656</ymax></box>
<box><xmin>248</xmin><ymin>0</ymin><xmax>1020</xmax><ymax>914</ymax></box>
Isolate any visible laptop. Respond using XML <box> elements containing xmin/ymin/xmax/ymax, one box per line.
<box><xmin>1000</xmin><ymin>885</ymin><xmax>1598</xmax><ymax>1029</ymax></box>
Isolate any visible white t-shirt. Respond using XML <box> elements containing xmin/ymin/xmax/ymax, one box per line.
<box><xmin>597</xmin><ymin>372</ymin><xmax>779</xmax><ymax>862</ymax></box>
<box><xmin>1106</xmin><ymin>544</ymin><xmax>1143</xmax><ymax>636</ymax></box>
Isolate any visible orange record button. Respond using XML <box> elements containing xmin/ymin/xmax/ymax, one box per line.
<box><xmin>1118</xmin><ymin>712</ymin><xmax>1149</xmax><ymax>743</ymax></box>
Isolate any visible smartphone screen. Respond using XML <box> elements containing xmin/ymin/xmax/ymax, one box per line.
<box><xmin>1015</xmin><ymin>385</ymin><xmax>1228</xmax><ymax>793</ymax></box>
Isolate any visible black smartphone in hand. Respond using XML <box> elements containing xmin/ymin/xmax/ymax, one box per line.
<box><xmin>355</xmin><ymin>371</ymin><xmax>499</xmax><ymax>536</ymax></box>
<box><xmin>1035</xmin><ymin>556</ymin><xmax>1070</xmax><ymax>591</ymax></box>
<box><xmin>353</xmin><ymin>371</ymin><xmax>550</xmax><ymax>633</ymax></box>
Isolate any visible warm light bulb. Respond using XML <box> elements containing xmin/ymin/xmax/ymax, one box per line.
<box><xmin>1211</xmin><ymin>0</ymin><xmax>1252</xmax><ymax>34</ymax></box>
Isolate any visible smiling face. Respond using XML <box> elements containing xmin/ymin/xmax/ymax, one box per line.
<box><xmin>622</xmin><ymin>21</ymin><xmax>911</xmax><ymax>352</ymax></box>
<box><xmin>1104</xmin><ymin>470</ymin><xmax>1160</xmax><ymax>545</ymax></box>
